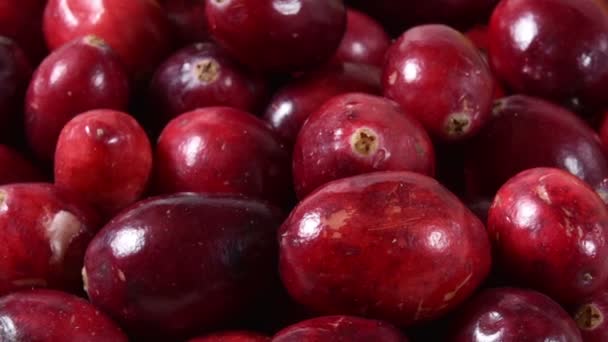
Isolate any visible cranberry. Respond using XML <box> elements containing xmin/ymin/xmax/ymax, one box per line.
<box><xmin>205</xmin><ymin>0</ymin><xmax>347</xmax><ymax>72</ymax></box>
<box><xmin>154</xmin><ymin>107</ymin><xmax>291</xmax><ymax>206</ymax></box>
<box><xmin>451</xmin><ymin>288</ymin><xmax>582</xmax><ymax>342</ymax></box>
<box><xmin>279</xmin><ymin>171</ymin><xmax>491</xmax><ymax>327</ymax></box>
<box><xmin>465</xmin><ymin>25</ymin><xmax>490</xmax><ymax>54</ymax></box>
<box><xmin>332</xmin><ymin>9</ymin><xmax>390</xmax><ymax>67</ymax></box>
<box><xmin>149</xmin><ymin>42</ymin><xmax>268</xmax><ymax>127</ymax></box>
<box><xmin>488</xmin><ymin>0</ymin><xmax>608</xmax><ymax>108</ymax></box>
<box><xmin>54</xmin><ymin>110</ymin><xmax>152</xmax><ymax>216</ymax></box>
<box><xmin>264</xmin><ymin>63</ymin><xmax>381</xmax><ymax>146</ymax></box>
<box><xmin>293</xmin><ymin>93</ymin><xmax>435</xmax><ymax>198</ymax></box>
<box><xmin>572</xmin><ymin>291</ymin><xmax>608</xmax><ymax>341</ymax></box>
<box><xmin>383</xmin><ymin>24</ymin><xmax>495</xmax><ymax>141</ymax></box>
<box><xmin>0</xmin><ymin>0</ymin><xmax>47</xmax><ymax>63</ymax></box>
<box><xmin>83</xmin><ymin>193</ymin><xmax>282</xmax><ymax>338</ymax></box>
<box><xmin>0</xmin><ymin>145</ymin><xmax>44</xmax><ymax>185</ymax></box>
<box><xmin>189</xmin><ymin>331</ymin><xmax>270</xmax><ymax>342</ymax></box>
<box><xmin>43</xmin><ymin>0</ymin><xmax>172</xmax><ymax>79</ymax></box>
<box><xmin>273</xmin><ymin>316</ymin><xmax>408</xmax><ymax>342</ymax></box>
<box><xmin>163</xmin><ymin>0</ymin><xmax>209</xmax><ymax>45</ymax></box>
<box><xmin>599</xmin><ymin>110</ymin><xmax>608</xmax><ymax>148</ymax></box>
<box><xmin>25</xmin><ymin>36</ymin><xmax>130</xmax><ymax>163</ymax></box>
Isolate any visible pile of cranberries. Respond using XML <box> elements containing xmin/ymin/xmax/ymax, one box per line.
<box><xmin>3</xmin><ymin>0</ymin><xmax>608</xmax><ymax>341</ymax></box>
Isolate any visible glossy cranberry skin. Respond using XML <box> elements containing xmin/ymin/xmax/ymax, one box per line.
<box><xmin>189</xmin><ymin>331</ymin><xmax>270</xmax><ymax>342</ymax></box>
<box><xmin>54</xmin><ymin>110</ymin><xmax>152</xmax><ymax>216</ymax></box>
<box><xmin>149</xmin><ymin>42</ymin><xmax>268</xmax><ymax>126</ymax></box>
<box><xmin>84</xmin><ymin>193</ymin><xmax>282</xmax><ymax>338</ymax></box>
<box><xmin>0</xmin><ymin>145</ymin><xmax>44</xmax><ymax>185</ymax></box>
<box><xmin>25</xmin><ymin>36</ymin><xmax>130</xmax><ymax>163</ymax></box>
<box><xmin>451</xmin><ymin>288</ymin><xmax>582</xmax><ymax>342</ymax></box>
<box><xmin>206</xmin><ymin>0</ymin><xmax>347</xmax><ymax>72</ymax></box>
<box><xmin>293</xmin><ymin>93</ymin><xmax>435</xmax><ymax>198</ymax></box>
<box><xmin>43</xmin><ymin>0</ymin><xmax>172</xmax><ymax>79</ymax></box>
<box><xmin>280</xmin><ymin>171</ymin><xmax>491</xmax><ymax>327</ymax></box>
<box><xmin>272</xmin><ymin>316</ymin><xmax>408</xmax><ymax>342</ymax></box>
<box><xmin>332</xmin><ymin>9</ymin><xmax>390</xmax><ymax>67</ymax></box>
<box><xmin>154</xmin><ymin>107</ymin><xmax>291</xmax><ymax>206</ymax></box>
<box><xmin>0</xmin><ymin>0</ymin><xmax>47</xmax><ymax>63</ymax></box>
<box><xmin>488</xmin><ymin>0</ymin><xmax>608</xmax><ymax>107</ymax></box>
<box><xmin>383</xmin><ymin>24</ymin><xmax>495</xmax><ymax>141</ymax></box>
<box><xmin>164</xmin><ymin>0</ymin><xmax>209</xmax><ymax>45</ymax></box>
<box><xmin>0</xmin><ymin>183</ymin><xmax>99</xmax><ymax>295</ymax></box>
<box><xmin>264</xmin><ymin>63</ymin><xmax>381</xmax><ymax>146</ymax></box>
<box><xmin>572</xmin><ymin>291</ymin><xmax>608</xmax><ymax>341</ymax></box>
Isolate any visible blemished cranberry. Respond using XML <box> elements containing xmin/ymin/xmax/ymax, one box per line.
<box><xmin>488</xmin><ymin>0</ymin><xmax>608</xmax><ymax>108</ymax></box>
<box><xmin>0</xmin><ymin>145</ymin><xmax>44</xmax><ymax>185</ymax></box>
<box><xmin>163</xmin><ymin>0</ymin><xmax>209</xmax><ymax>45</ymax></box>
<box><xmin>451</xmin><ymin>288</ymin><xmax>582</xmax><ymax>342</ymax></box>
<box><xmin>279</xmin><ymin>171</ymin><xmax>491</xmax><ymax>327</ymax></box>
<box><xmin>383</xmin><ymin>24</ymin><xmax>495</xmax><ymax>141</ymax></box>
<box><xmin>154</xmin><ymin>107</ymin><xmax>291</xmax><ymax>206</ymax></box>
<box><xmin>332</xmin><ymin>9</ymin><xmax>391</xmax><ymax>67</ymax></box>
<box><xmin>43</xmin><ymin>0</ymin><xmax>172</xmax><ymax>79</ymax></box>
<box><xmin>205</xmin><ymin>0</ymin><xmax>347</xmax><ymax>72</ymax></box>
<box><xmin>272</xmin><ymin>316</ymin><xmax>408</xmax><ymax>342</ymax></box>
<box><xmin>572</xmin><ymin>291</ymin><xmax>608</xmax><ymax>341</ymax></box>
<box><xmin>54</xmin><ymin>110</ymin><xmax>152</xmax><ymax>216</ymax></box>
<box><xmin>264</xmin><ymin>63</ymin><xmax>381</xmax><ymax>146</ymax></box>
<box><xmin>293</xmin><ymin>93</ymin><xmax>435</xmax><ymax>198</ymax></box>
<box><xmin>83</xmin><ymin>193</ymin><xmax>282</xmax><ymax>339</ymax></box>
<box><xmin>149</xmin><ymin>42</ymin><xmax>268</xmax><ymax>127</ymax></box>
<box><xmin>0</xmin><ymin>0</ymin><xmax>47</xmax><ymax>63</ymax></box>
<box><xmin>189</xmin><ymin>331</ymin><xmax>270</xmax><ymax>342</ymax></box>
<box><xmin>0</xmin><ymin>183</ymin><xmax>100</xmax><ymax>295</ymax></box>
<box><xmin>0</xmin><ymin>289</ymin><xmax>128</xmax><ymax>341</ymax></box>
<box><xmin>25</xmin><ymin>36</ymin><xmax>130</xmax><ymax>163</ymax></box>
<box><xmin>488</xmin><ymin>168</ymin><xmax>608</xmax><ymax>305</ymax></box>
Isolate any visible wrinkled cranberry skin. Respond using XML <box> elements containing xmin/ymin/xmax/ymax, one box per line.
<box><xmin>293</xmin><ymin>93</ymin><xmax>435</xmax><ymax>198</ymax></box>
<box><xmin>465</xmin><ymin>95</ymin><xmax>608</xmax><ymax>201</ymax></box>
<box><xmin>164</xmin><ymin>0</ymin><xmax>209</xmax><ymax>45</ymax></box>
<box><xmin>0</xmin><ymin>289</ymin><xmax>128</xmax><ymax>341</ymax></box>
<box><xmin>0</xmin><ymin>0</ymin><xmax>47</xmax><ymax>63</ymax></box>
<box><xmin>488</xmin><ymin>0</ymin><xmax>608</xmax><ymax>107</ymax></box>
<box><xmin>0</xmin><ymin>183</ymin><xmax>99</xmax><ymax>296</ymax></box>
<box><xmin>0</xmin><ymin>145</ymin><xmax>44</xmax><ymax>185</ymax></box>
<box><xmin>572</xmin><ymin>291</ymin><xmax>608</xmax><ymax>341</ymax></box>
<box><xmin>279</xmin><ymin>171</ymin><xmax>491</xmax><ymax>327</ymax></box>
<box><xmin>154</xmin><ymin>107</ymin><xmax>291</xmax><ymax>206</ymax></box>
<box><xmin>264</xmin><ymin>63</ymin><xmax>381</xmax><ymax>146</ymax></box>
<box><xmin>54</xmin><ymin>110</ymin><xmax>152</xmax><ymax>216</ymax></box>
<box><xmin>25</xmin><ymin>36</ymin><xmax>130</xmax><ymax>163</ymax></box>
<box><xmin>451</xmin><ymin>288</ymin><xmax>582</xmax><ymax>342</ymax></box>
<box><xmin>332</xmin><ymin>9</ymin><xmax>390</xmax><ymax>67</ymax></box>
<box><xmin>189</xmin><ymin>331</ymin><xmax>270</xmax><ymax>342</ymax></box>
<box><xmin>84</xmin><ymin>193</ymin><xmax>282</xmax><ymax>339</ymax></box>
<box><xmin>383</xmin><ymin>25</ymin><xmax>495</xmax><ymax>141</ymax></box>
<box><xmin>43</xmin><ymin>0</ymin><xmax>172</xmax><ymax>79</ymax></box>
<box><xmin>149</xmin><ymin>42</ymin><xmax>268</xmax><ymax>127</ymax></box>
<box><xmin>272</xmin><ymin>316</ymin><xmax>408</xmax><ymax>342</ymax></box>
<box><xmin>206</xmin><ymin>0</ymin><xmax>347</xmax><ymax>72</ymax></box>
<box><xmin>488</xmin><ymin>168</ymin><xmax>608</xmax><ymax>305</ymax></box>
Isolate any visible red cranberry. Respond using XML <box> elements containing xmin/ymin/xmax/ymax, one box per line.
<box><xmin>599</xmin><ymin>110</ymin><xmax>608</xmax><ymax>148</ymax></box>
<box><xmin>488</xmin><ymin>0</ymin><xmax>608</xmax><ymax>108</ymax></box>
<box><xmin>149</xmin><ymin>42</ymin><xmax>268</xmax><ymax>127</ymax></box>
<box><xmin>383</xmin><ymin>24</ymin><xmax>495</xmax><ymax>141</ymax></box>
<box><xmin>189</xmin><ymin>331</ymin><xmax>270</xmax><ymax>342</ymax></box>
<box><xmin>0</xmin><ymin>0</ymin><xmax>47</xmax><ymax>63</ymax></box>
<box><xmin>0</xmin><ymin>145</ymin><xmax>44</xmax><ymax>185</ymax></box>
<box><xmin>43</xmin><ymin>0</ymin><xmax>172</xmax><ymax>79</ymax></box>
<box><xmin>272</xmin><ymin>316</ymin><xmax>408</xmax><ymax>342</ymax></box>
<box><xmin>293</xmin><ymin>93</ymin><xmax>435</xmax><ymax>198</ymax></box>
<box><xmin>332</xmin><ymin>9</ymin><xmax>390</xmax><ymax>67</ymax></box>
<box><xmin>83</xmin><ymin>193</ymin><xmax>282</xmax><ymax>338</ymax></box>
<box><xmin>54</xmin><ymin>110</ymin><xmax>152</xmax><ymax>216</ymax></box>
<box><xmin>451</xmin><ymin>288</ymin><xmax>582</xmax><ymax>342</ymax></box>
<box><xmin>572</xmin><ymin>291</ymin><xmax>608</xmax><ymax>341</ymax></box>
<box><xmin>25</xmin><ymin>36</ymin><xmax>130</xmax><ymax>163</ymax></box>
<box><xmin>465</xmin><ymin>25</ymin><xmax>490</xmax><ymax>54</ymax></box>
<box><xmin>264</xmin><ymin>63</ymin><xmax>381</xmax><ymax>146</ymax></box>
<box><xmin>154</xmin><ymin>107</ymin><xmax>291</xmax><ymax>206</ymax></box>
<box><xmin>0</xmin><ymin>183</ymin><xmax>99</xmax><ymax>295</ymax></box>
<box><xmin>205</xmin><ymin>0</ymin><xmax>347</xmax><ymax>72</ymax></box>
<box><xmin>279</xmin><ymin>171</ymin><xmax>491</xmax><ymax>327</ymax></box>
<box><xmin>163</xmin><ymin>0</ymin><xmax>209</xmax><ymax>45</ymax></box>
<box><xmin>488</xmin><ymin>168</ymin><xmax>608</xmax><ymax>305</ymax></box>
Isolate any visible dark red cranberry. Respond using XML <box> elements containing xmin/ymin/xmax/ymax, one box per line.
<box><xmin>154</xmin><ymin>107</ymin><xmax>291</xmax><ymax>206</ymax></box>
<box><xmin>264</xmin><ymin>63</ymin><xmax>381</xmax><ymax>146</ymax></box>
<box><xmin>280</xmin><ymin>171</ymin><xmax>491</xmax><ymax>327</ymax></box>
<box><xmin>451</xmin><ymin>288</ymin><xmax>582</xmax><ymax>342</ymax></box>
<box><xmin>599</xmin><ymin>110</ymin><xmax>608</xmax><ymax>148</ymax></box>
<box><xmin>0</xmin><ymin>145</ymin><xmax>44</xmax><ymax>185</ymax></box>
<box><xmin>25</xmin><ymin>36</ymin><xmax>130</xmax><ymax>163</ymax></box>
<box><xmin>163</xmin><ymin>0</ymin><xmax>209</xmax><ymax>45</ymax></box>
<box><xmin>332</xmin><ymin>9</ymin><xmax>390</xmax><ymax>67</ymax></box>
<box><xmin>383</xmin><ymin>24</ymin><xmax>495</xmax><ymax>141</ymax></box>
<box><xmin>83</xmin><ymin>193</ymin><xmax>282</xmax><ymax>338</ymax></box>
<box><xmin>149</xmin><ymin>42</ymin><xmax>268</xmax><ymax>127</ymax></box>
<box><xmin>43</xmin><ymin>0</ymin><xmax>172</xmax><ymax>79</ymax></box>
<box><xmin>54</xmin><ymin>110</ymin><xmax>152</xmax><ymax>216</ymax></box>
<box><xmin>189</xmin><ymin>331</ymin><xmax>270</xmax><ymax>342</ymax></box>
<box><xmin>0</xmin><ymin>0</ymin><xmax>47</xmax><ymax>63</ymax></box>
<box><xmin>465</xmin><ymin>25</ymin><xmax>490</xmax><ymax>54</ymax></box>
<box><xmin>488</xmin><ymin>0</ymin><xmax>608</xmax><ymax>108</ymax></box>
<box><xmin>205</xmin><ymin>0</ymin><xmax>347</xmax><ymax>72</ymax></box>
<box><xmin>488</xmin><ymin>168</ymin><xmax>608</xmax><ymax>305</ymax></box>
<box><xmin>293</xmin><ymin>93</ymin><xmax>435</xmax><ymax>198</ymax></box>
<box><xmin>572</xmin><ymin>291</ymin><xmax>608</xmax><ymax>341</ymax></box>
<box><xmin>273</xmin><ymin>316</ymin><xmax>408</xmax><ymax>342</ymax></box>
